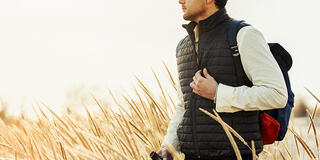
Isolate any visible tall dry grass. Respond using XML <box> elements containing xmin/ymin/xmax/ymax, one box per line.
<box><xmin>0</xmin><ymin>63</ymin><xmax>318</xmax><ymax>160</ymax></box>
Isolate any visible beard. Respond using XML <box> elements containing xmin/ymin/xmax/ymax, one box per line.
<box><xmin>183</xmin><ymin>12</ymin><xmax>196</xmax><ymax>21</ymax></box>
<box><xmin>182</xmin><ymin>7</ymin><xmax>206</xmax><ymax>21</ymax></box>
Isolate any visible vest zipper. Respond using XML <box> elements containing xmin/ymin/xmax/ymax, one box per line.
<box><xmin>192</xmin><ymin>42</ymin><xmax>201</xmax><ymax>158</ymax></box>
<box><xmin>191</xmin><ymin>93</ymin><xmax>200</xmax><ymax>158</ymax></box>
<box><xmin>195</xmin><ymin>48</ymin><xmax>200</xmax><ymax>68</ymax></box>
<box><xmin>193</xmin><ymin>42</ymin><xmax>201</xmax><ymax>71</ymax></box>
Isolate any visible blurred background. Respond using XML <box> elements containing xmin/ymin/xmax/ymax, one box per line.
<box><xmin>0</xmin><ymin>0</ymin><xmax>319</xmax><ymax>118</ymax></box>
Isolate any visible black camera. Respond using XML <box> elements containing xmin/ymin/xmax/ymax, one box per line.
<box><xmin>149</xmin><ymin>151</ymin><xmax>163</xmax><ymax>160</ymax></box>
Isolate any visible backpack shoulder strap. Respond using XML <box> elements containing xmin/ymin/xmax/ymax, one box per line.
<box><xmin>227</xmin><ymin>20</ymin><xmax>251</xmax><ymax>47</ymax></box>
<box><xmin>228</xmin><ymin>20</ymin><xmax>244</xmax><ymax>47</ymax></box>
<box><xmin>227</xmin><ymin>19</ymin><xmax>251</xmax><ymax>86</ymax></box>
<box><xmin>176</xmin><ymin>37</ymin><xmax>186</xmax><ymax>57</ymax></box>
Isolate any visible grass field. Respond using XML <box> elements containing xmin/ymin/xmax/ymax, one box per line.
<box><xmin>0</xmin><ymin>65</ymin><xmax>318</xmax><ymax>160</ymax></box>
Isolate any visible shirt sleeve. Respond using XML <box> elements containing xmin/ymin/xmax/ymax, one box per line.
<box><xmin>215</xmin><ymin>26</ymin><xmax>288</xmax><ymax>113</ymax></box>
<box><xmin>161</xmin><ymin>79</ymin><xmax>185</xmax><ymax>152</ymax></box>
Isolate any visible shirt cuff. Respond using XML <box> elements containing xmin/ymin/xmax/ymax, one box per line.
<box><xmin>213</xmin><ymin>84</ymin><xmax>218</xmax><ymax>104</ymax></box>
<box><xmin>215</xmin><ymin>83</ymin><xmax>241</xmax><ymax>113</ymax></box>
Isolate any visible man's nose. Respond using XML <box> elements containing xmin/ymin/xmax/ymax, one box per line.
<box><xmin>178</xmin><ymin>0</ymin><xmax>185</xmax><ymax>4</ymax></box>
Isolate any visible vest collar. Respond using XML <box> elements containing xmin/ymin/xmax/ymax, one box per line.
<box><xmin>182</xmin><ymin>8</ymin><xmax>230</xmax><ymax>38</ymax></box>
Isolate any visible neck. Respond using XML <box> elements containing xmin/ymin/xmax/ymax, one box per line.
<box><xmin>193</xmin><ymin>8</ymin><xmax>219</xmax><ymax>41</ymax></box>
<box><xmin>193</xmin><ymin>8</ymin><xmax>219</xmax><ymax>23</ymax></box>
<box><xmin>194</xmin><ymin>25</ymin><xmax>199</xmax><ymax>42</ymax></box>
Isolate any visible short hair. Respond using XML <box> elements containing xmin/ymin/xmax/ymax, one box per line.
<box><xmin>215</xmin><ymin>0</ymin><xmax>228</xmax><ymax>9</ymax></box>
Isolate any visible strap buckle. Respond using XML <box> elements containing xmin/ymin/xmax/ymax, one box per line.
<box><xmin>230</xmin><ymin>45</ymin><xmax>240</xmax><ymax>56</ymax></box>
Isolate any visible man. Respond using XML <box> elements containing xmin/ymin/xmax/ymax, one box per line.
<box><xmin>157</xmin><ymin>0</ymin><xmax>288</xmax><ymax>159</ymax></box>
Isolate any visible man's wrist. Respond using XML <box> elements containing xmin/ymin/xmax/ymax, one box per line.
<box><xmin>213</xmin><ymin>84</ymin><xmax>219</xmax><ymax>104</ymax></box>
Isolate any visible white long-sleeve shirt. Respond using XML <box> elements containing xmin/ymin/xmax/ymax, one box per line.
<box><xmin>162</xmin><ymin>26</ymin><xmax>288</xmax><ymax>152</ymax></box>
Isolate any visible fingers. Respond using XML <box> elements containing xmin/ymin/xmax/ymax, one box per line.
<box><xmin>156</xmin><ymin>148</ymin><xmax>168</xmax><ymax>160</ymax></box>
<box><xmin>195</xmin><ymin>70</ymin><xmax>203</xmax><ymax>81</ymax></box>
<box><xmin>193</xmin><ymin>70</ymin><xmax>204</xmax><ymax>86</ymax></box>
<box><xmin>156</xmin><ymin>149</ymin><xmax>161</xmax><ymax>155</ymax></box>
<box><xmin>193</xmin><ymin>88</ymin><xmax>200</xmax><ymax>95</ymax></box>
<box><xmin>162</xmin><ymin>149</ymin><xmax>168</xmax><ymax>159</ymax></box>
<box><xmin>190</xmin><ymin>81</ymin><xmax>201</xmax><ymax>94</ymax></box>
<box><xmin>203</xmin><ymin>68</ymin><xmax>212</xmax><ymax>79</ymax></box>
<box><xmin>162</xmin><ymin>148</ymin><xmax>174</xmax><ymax>160</ymax></box>
<box><xmin>195</xmin><ymin>69</ymin><xmax>208</xmax><ymax>85</ymax></box>
<box><xmin>190</xmin><ymin>82</ymin><xmax>200</xmax><ymax>95</ymax></box>
<box><xmin>193</xmin><ymin>75</ymin><xmax>198</xmax><ymax>85</ymax></box>
<box><xmin>190</xmin><ymin>81</ymin><xmax>199</xmax><ymax>90</ymax></box>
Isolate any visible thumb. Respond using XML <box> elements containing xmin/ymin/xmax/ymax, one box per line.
<box><xmin>156</xmin><ymin>149</ymin><xmax>161</xmax><ymax>155</ymax></box>
<box><xmin>203</xmin><ymin>68</ymin><xmax>212</xmax><ymax>79</ymax></box>
<box><xmin>162</xmin><ymin>150</ymin><xmax>168</xmax><ymax>159</ymax></box>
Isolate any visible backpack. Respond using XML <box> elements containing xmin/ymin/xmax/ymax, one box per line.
<box><xmin>175</xmin><ymin>20</ymin><xmax>295</xmax><ymax>145</ymax></box>
<box><xmin>228</xmin><ymin>19</ymin><xmax>295</xmax><ymax>145</ymax></box>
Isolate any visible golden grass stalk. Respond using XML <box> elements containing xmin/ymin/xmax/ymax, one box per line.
<box><xmin>305</xmin><ymin>87</ymin><xmax>320</xmax><ymax>103</ymax></box>
<box><xmin>73</xmin><ymin>127</ymin><xmax>93</xmax><ymax>152</ymax></box>
<box><xmin>199</xmin><ymin>108</ymin><xmax>252</xmax><ymax>151</ymax></box>
<box><xmin>121</xmin><ymin>109</ymin><xmax>142</xmax><ymax>159</ymax></box>
<box><xmin>290</xmin><ymin>111</ymin><xmax>301</xmax><ymax>158</ymax></box>
<box><xmin>289</xmin><ymin>128</ymin><xmax>316</xmax><ymax>159</ymax></box>
<box><xmin>112</xmin><ymin>133</ymin><xmax>132</xmax><ymax>157</ymax></box>
<box><xmin>128</xmin><ymin>121</ymin><xmax>153</xmax><ymax>146</ymax></box>
<box><xmin>151</xmin><ymin>68</ymin><xmax>168</xmax><ymax>105</ymax></box>
<box><xmin>108</xmin><ymin>89</ymin><xmax>134</xmax><ymax>122</ymax></box>
<box><xmin>91</xmin><ymin>93</ymin><xmax>109</xmax><ymax>121</ymax></box>
<box><xmin>199</xmin><ymin>108</ymin><xmax>242</xmax><ymax>160</ymax></box>
<box><xmin>306</xmin><ymin>110</ymin><xmax>319</xmax><ymax>154</ymax></box>
<box><xmin>251</xmin><ymin>140</ymin><xmax>256</xmax><ymax>160</ymax></box>
<box><xmin>41</xmin><ymin>102</ymin><xmax>70</xmax><ymax>131</ymax></box>
<box><xmin>278</xmin><ymin>148</ymin><xmax>286</xmax><ymax>160</ymax></box>
<box><xmin>134</xmin><ymin>75</ymin><xmax>168</xmax><ymax>120</ymax></box>
<box><xmin>15</xmin><ymin>151</ymin><xmax>18</xmax><ymax>160</ymax></box>
<box><xmin>212</xmin><ymin>109</ymin><xmax>243</xmax><ymax>160</ymax></box>
<box><xmin>8</xmin><ymin>127</ymin><xmax>28</xmax><ymax>153</ymax></box>
<box><xmin>94</xmin><ymin>143</ymin><xmax>108</xmax><ymax>160</ymax></box>
<box><xmin>112</xmin><ymin>111</ymin><xmax>137</xmax><ymax>158</ymax></box>
<box><xmin>166</xmin><ymin>90</ymin><xmax>176</xmax><ymax>112</ymax></box>
<box><xmin>35</xmin><ymin>102</ymin><xmax>49</xmax><ymax>120</ymax></box>
<box><xmin>162</xmin><ymin>61</ymin><xmax>177</xmax><ymax>91</ymax></box>
<box><xmin>0</xmin><ymin>143</ymin><xmax>28</xmax><ymax>158</ymax></box>
<box><xmin>283</xmin><ymin>142</ymin><xmax>293</xmax><ymax>160</ymax></box>
<box><xmin>48</xmin><ymin>132</ymin><xmax>58</xmax><ymax>160</ymax></box>
<box><xmin>134</xmin><ymin>86</ymin><xmax>152</xmax><ymax>122</ymax></box>
<box><xmin>78</xmin><ymin>129</ymin><xmax>130</xmax><ymax>160</ymax></box>
<box><xmin>307</xmin><ymin>103</ymin><xmax>318</xmax><ymax>136</ymax></box>
<box><xmin>122</xmin><ymin>95</ymin><xmax>145</xmax><ymax>123</ymax></box>
<box><xmin>63</xmin><ymin>145</ymin><xmax>102</xmax><ymax>160</ymax></box>
<box><xmin>58</xmin><ymin>142</ymin><xmax>67</xmax><ymax>160</ymax></box>
<box><xmin>1</xmin><ymin>65</ymin><xmax>320</xmax><ymax>159</ymax></box>
<box><xmin>83</xmin><ymin>103</ymin><xmax>102</xmax><ymax>138</ymax></box>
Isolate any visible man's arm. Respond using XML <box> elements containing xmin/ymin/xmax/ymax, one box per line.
<box><xmin>161</xmin><ymin>79</ymin><xmax>185</xmax><ymax>152</ymax></box>
<box><xmin>215</xmin><ymin>26</ymin><xmax>288</xmax><ymax>113</ymax></box>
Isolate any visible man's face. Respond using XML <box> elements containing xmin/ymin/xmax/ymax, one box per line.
<box><xmin>179</xmin><ymin>0</ymin><xmax>206</xmax><ymax>21</ymax></box>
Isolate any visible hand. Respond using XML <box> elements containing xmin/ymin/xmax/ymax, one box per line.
<box><xmin>156</xmin><ymin>147</ymin><xmax>173</xmax><ymax>160</ymax></box>
<box><xmin>190</xmin><ymin>68</ymin><xmax>218</xmax><ymax>100</ymax></box>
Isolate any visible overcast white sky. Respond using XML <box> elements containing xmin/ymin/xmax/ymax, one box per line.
<box><xmin>0</xmin><ymin>0</ymin><xmax>319</xmax><ymax>116</ymax></box>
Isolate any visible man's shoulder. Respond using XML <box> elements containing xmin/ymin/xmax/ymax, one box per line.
<box><xmin>178</xmin><ymin>36</ymin><xmax>189</xmax><ymax>44</ymax></box>
<box><xmin>237</xmin><ymin>25</ymin><xmax>265</xmax><ymax>44</ymax></box>
<box><xmin>176</xmin><ymin>36</ymin><xmax>189</xmax><ymax>56</ymax></box>
<box><xmin>229</xmin><ymin>19</ymin><xmax>263</xmax><ymax>39</ymax></box>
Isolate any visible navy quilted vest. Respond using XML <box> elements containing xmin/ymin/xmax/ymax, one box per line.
<box><xmin>176</xmin><ymin>8</ymin><xmax>263</xmax><ymax>159</ymax></box>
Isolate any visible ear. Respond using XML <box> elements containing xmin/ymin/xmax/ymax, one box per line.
<box><xmin>206</xmin><ymin>0</ymin><xmax>215</xmax><ymax>5</ymax></box>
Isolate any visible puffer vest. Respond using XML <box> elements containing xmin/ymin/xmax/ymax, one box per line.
<box><xmin>176</xmin><ymin>8</ymin><xmax>263</xmax><ymax>159</ymax></box>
